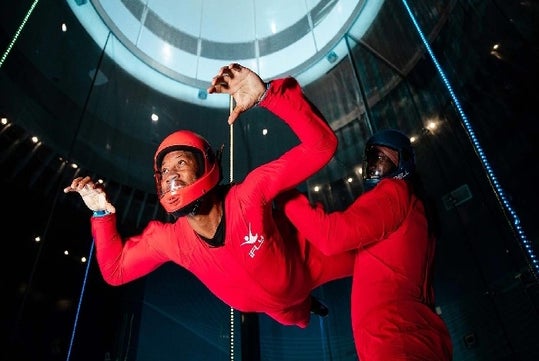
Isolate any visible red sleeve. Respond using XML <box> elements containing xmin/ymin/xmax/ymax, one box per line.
<box><xmin>91</xmin><ymin>214</ymin><xmax>169</xmax><ymax>286</ymax></box>
<box><xmin>243</xmin><ymin>77</ymin><xmax>337</xmax><ymax>202</ymax></box>
<box><xmin>281</xmin><ymin>179</ymin><xmax>412</xmax><ymax>255</ymax></box>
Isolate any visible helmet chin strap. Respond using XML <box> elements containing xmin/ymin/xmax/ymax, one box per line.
<box><xmin>170</xmin><ymin>198</ymin><xmax>202</xmax><ymax>219</ymax></box>
<box><xmin>189</xmin><ymin>200</ymin><xmax>201</xmax><ymax>215</ymax></box>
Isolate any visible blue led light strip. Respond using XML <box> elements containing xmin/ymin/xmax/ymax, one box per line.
<box><xmin>66</xmin><ymin>241</ymin><xmax>95</xmax><ymax>361</ymax></box>
<box><xmin>401</xmin><ymin>0</ymin><xmax>538</xmax><ymax>278</ymax></box>
<box><xmin>0</xmin><ymin>0</ymin><xmax>39</xmax><ymax>69</ymax></box>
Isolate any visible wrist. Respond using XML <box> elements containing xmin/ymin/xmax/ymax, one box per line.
<box><xmin>256</xmin><ymin>82</ymin><xmax>271</xmax><ymax>106</ymax></box>
<box><xmin>92</xmin><ymin>210</ymin><xmax>110</xmax><ymax>217</ymax></box>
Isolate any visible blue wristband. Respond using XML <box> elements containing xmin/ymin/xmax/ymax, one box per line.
<box><xmin>93</xmin><ymin>210</ymin><xmax>110</xmax><ymax>217</ymax></box>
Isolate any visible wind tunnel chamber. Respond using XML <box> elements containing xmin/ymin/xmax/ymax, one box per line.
<box><xmin>0</xmin><ymin>0</ymin><xmax>538</xmax><ymax>360</ymax></box>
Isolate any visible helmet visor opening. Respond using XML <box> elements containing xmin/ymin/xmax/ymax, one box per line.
<box><xmin>155</xmin><ymin>173</ymin><xmax>195</xmax><ymax>200</ymax></box>
<box><xmin>157</xmin><ymin>176</ymin><xmax>189</xmax><ymax>199</ymax></box>
<box><xmin>362</xmin><ymin>145</ymin><xmax>398</xmax><ymax>181</ymax></box>
<box><xmin>154</xmin><ymin>148</ymin><xmax>202</xmax><ymax>199</ymax></box>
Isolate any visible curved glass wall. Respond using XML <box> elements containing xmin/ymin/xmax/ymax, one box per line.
<box><xmin>1</xmin><ymin>0</ymin><xmax>538</xmax><ymax>360</ymax></box>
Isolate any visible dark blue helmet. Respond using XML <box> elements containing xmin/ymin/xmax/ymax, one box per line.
<box><xmin>362</xmin><ymin>129</ymin><xmax>415</xmax><ymax>191</ymax></box>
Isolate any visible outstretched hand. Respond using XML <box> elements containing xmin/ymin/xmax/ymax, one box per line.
<box><xmin>207</xmin><ymin>63</ymin><xmax>266</xmax><ymax>125</ymax></box>
<box><xmin>64</xmin><ymin>176</ymin><xmax>116</xmax><ymax>213</ymax></box>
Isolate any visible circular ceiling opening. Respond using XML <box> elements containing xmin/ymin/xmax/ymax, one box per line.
<box><xmin>69</xmin><ymin>0</ymin><xmax>382</xmax><ymax>107</ymax></box>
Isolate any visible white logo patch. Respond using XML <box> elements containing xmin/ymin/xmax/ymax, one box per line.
<box><xmin>240</xmin><ymin>223</ymin><xmax>265</xmax><ymax>258</ymax></box>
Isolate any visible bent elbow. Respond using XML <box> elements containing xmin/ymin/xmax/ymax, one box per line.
<box><xmin>99</xmin><ymin>268</ymin><xmax>128</xmax><ymax>286</ymax></box>
<box><xmin>327</xmin><ymin>131</ymin><xmax>337</xmax><ymax>154</ymax></box>
<box><xmin>102</xmin><ymin>275</ymin><xmax>124</xmax><ymax>287</ymax></box>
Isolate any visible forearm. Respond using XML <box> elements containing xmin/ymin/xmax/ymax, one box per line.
<box><xmin>259</xmin><ymin>77</ymin><xmax>337</xmax><ymax>171</ymax></box>
<box><xmin>91</xmin><ymin>214</ymin><xmax>127</xmax><ymax>285</ymax></box>
<box><xmin>90</xmin><ymin>214</ymin><xmax>161</xmax><ymax>286</ymax></box>
<box><xmin>280</xmin><ymin>191</ymin><xmax>348</xmax><ymax>255</ymax></box>
<box><xmin>283</xmin><ymin>180</ymin><xmax>411</xmax><ymax>254</ymax></box>
<box><xmin>255</xmin><ymin>78</ymin><xmax>337</xmax><ymax>196</ymax></box>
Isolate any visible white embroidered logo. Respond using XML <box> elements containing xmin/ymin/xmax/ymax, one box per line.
<box><xmin>240</xmin><ymin>222</ymin><xmax>264</xmax><ymax>258</ymax></box>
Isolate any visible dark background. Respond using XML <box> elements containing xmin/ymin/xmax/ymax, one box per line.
<box><xmin>1</xmin><ymin>1</ymin><xmax>538</xmax><ymax>360</ymax></box>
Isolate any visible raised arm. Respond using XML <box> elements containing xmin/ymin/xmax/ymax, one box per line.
<box><xmin>64</xmin><ymin>176</ymin><xmax>166</xmax><ymax>285</ymax></box>
<box><xmin>242</xmin><ymin>76</ymin><xmax>337</xmax><ymax>201</ymax></box>
<box><xmin>208</xmin><ymin>63</ymin><xmax>336</xmax><ymax>200</ymax></box>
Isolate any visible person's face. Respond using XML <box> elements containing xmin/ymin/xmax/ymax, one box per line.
<box><xmin>363</xmin><ymin>145</ymin><xmax>398</xmax><ymax>180</ymax></box>
<box><xmin>159</xmin><ymin>150</ymin><xmax>199</xmax><ymax>195</ymax></box>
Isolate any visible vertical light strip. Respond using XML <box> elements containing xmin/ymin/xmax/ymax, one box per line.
<box><xmin>229</xmin><ymin>306</ymin><xmax>235</xmax><ymax>361</ymax></box>
<box><xmin>66</xmin><ymin>241</ymin><xmax>95</xmax><ymax>361</ymax></box>
<box><xmin>400</xmin><ymin>0</ymin><xmax>538</xmax><ymax>278</ymax></box>
<box><xmin>229</xmin><ymin>95</ymin><xmax>235</xmax><ymax>361</ymax></box>
<box><xmin>0</xmin><ymin>0</ymin><xmax>39</xmax><ymax>69</ymax></box>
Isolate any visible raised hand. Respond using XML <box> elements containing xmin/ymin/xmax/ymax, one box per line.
<box><xmin>64</xmin><ymin>176</ymin><xmax>116</xmax><ymax>213</ymax></box>
<box><xmin>207</xmin><ymin>63</ymin><xmax>267</xmax><ymax>124</ymax></box>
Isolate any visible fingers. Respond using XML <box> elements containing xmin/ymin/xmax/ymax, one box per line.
<box><xmin>207</xmin><ymin>65</ymin><xmax>229</xmax><ymax>94</ymax></box>
<box><xmin>64</xmin><ymin>176</ymin><xmax>96</xmax><ymax>193</ymax></box>
<box><xmin>64</xmin><ymin>176</ymin><xmax>84</xmax><ymax>193</ymax></box>
<box><xmin>64</xmin><ymin>176</ymin><xmax>116</xmax><ymax>213</ymax></box>
<box><xmin>105</xmin><ymin>203</ymin><xmax>116</xmax><ymax>213</ymax></box>
<box><xmin>207</xmin><ymin>63</ymin><xmax>245</xmax><ymax>94</ymax></box>
<box><xmin>207</xmin><ymin>63</ymin><xmax>265</xmax><ymax>124</ymax></box>
<box><xmin>228</xmin><ymin>106</ymin><xmax>244</xmax><ymax>125</ymax></box>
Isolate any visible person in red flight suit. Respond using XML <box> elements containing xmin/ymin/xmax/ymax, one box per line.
<box><xmin>279</xmin><ymin>129</ymin><xmax>453</xmax><ymax>360</ymax></box>
<box><xmin>64</xmin><ymin>63</ymin><xmax>355</xmax><ymax>328</ymax></box>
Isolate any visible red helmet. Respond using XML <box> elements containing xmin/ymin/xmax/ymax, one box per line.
<box><xmin>153</xmin><ymin>130</ymin><xmax>221</xmax><ymax>214</ymax></box>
